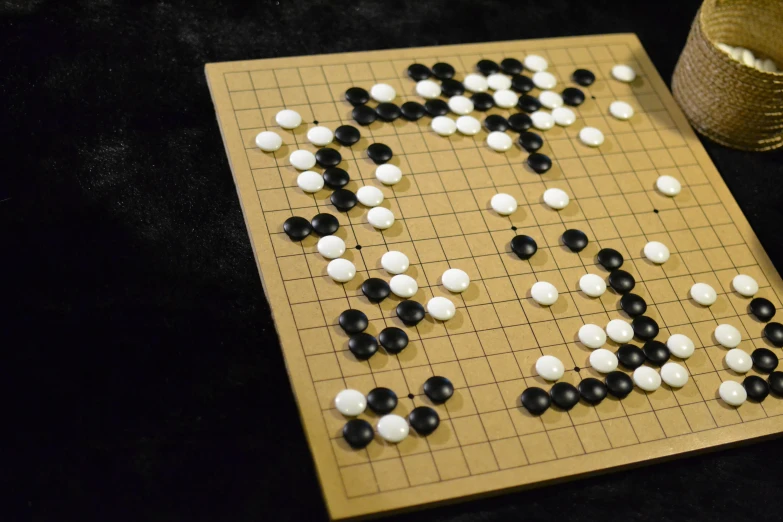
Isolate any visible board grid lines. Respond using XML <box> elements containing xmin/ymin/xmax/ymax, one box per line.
<box><xmin>206</xmin><ymin>34</ymin><xmax>783</xmax><ymax>519</ymax></box>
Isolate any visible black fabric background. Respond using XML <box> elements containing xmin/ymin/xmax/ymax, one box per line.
<box><xmin>5</xmin><ymin>1</ymin><xmax>783</xmax><ymax>521</ymax></box>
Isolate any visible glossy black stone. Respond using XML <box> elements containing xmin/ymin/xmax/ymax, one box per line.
<box><xmin>752</xmin><ymin>348</ymin><xmax>779</xmax><ymax>373</ymax></box>
<box><xmin>477</xmin><ymin>59</ymin><xmax>500</xmax><ymax>75</ymax></box>
<box><xmin>323</xmin><ymin>167</ymin><xmax>350</xmax><ymax>189</ymax></box>
<box><xmin>432</xmin><ymin>62</ymin><xmax>455</xmax><ymax>80</ymax></box>
<box><xmin>348</xmin><ymin>333</ymin><xmax>378</xmax><ymax>360</ymax></box>
<box><xmin>484</xmin><ymin>114</ymin><xmax>509</xmax><ymax>132</ymax></box>
<box><xmin>743</xmin><ymin>375</ymin><xmax>769</xmax><ymax>402</ymax></box>
<box><xmin>345</xmin><ymin>86</ymin><xmax>370</xmax><ymax>106</ymax></box>
<box><xmin>632</xmin><ymin>316</ymin><xmax>660</xmax><ymax>341</ymax></box>
<box><xmin>375</xmin><ymin>102</ymin><xmax>401</xmax><ymax>122</ymax></box>
<box><xmin>769</xmin><ymin>372</ymin><xmax>783</xmax><ymax>396</ymax></box>
<box><xmin>501</xmin><ymin>57</ymin><xmax>524</xmax><ymax>75</ymax></box>
<box><xmin>620</xmin><ymin>293</ymin><xmax>647</xmax><ymax>317</ymax></box>
<box><xmin>511</xmin><ymin>74</ymin><xmax>534</xmax><ymax>93</ymax></box>
<box><xmin>471</xmin><ymin>92</ymin><xmax>494</xmax><ymax>111</ymax></box>
<box><xmin>283</xmin><ymin>216</ymin><xmax>312</xmax><ymax>241</ymax></box>
<box><xmin>605</xmin><ymin>371</ymin><xmax>634</xmax><ymax>398</ymax></box>
<box><xmin>367</xmin><ymin>143</ymin><xmax>393</xmax><ymax>165</ymax></box>
<box><xmin>352</xmin><ymin>105</ymin><xmax>377</xmax><ymax>126</ymax></box>
<box><xmin>562</xmin><ymin>229</ymin><xmax>588</xmax><ymax>252</ymax></box>
<box><xmin>517</xmin><ymin>94</ymin><xmax>542</xmax><ymax>113</ymax></box>
<box><xmin>440</xmin><ymin>78</ymin><xmax>465</xmax><ymax>97</ymax></box>
<box><xmin>330</xmin><ymin>189</ymin><xmax>358</xmax><ymax>212</ymax></box>
<box><xmin>361</xmin><ymin>278</ymin><xmax>391</xmax><ymax>303</ymax></box>
<box><xmin>367</xmin><ymin>387</ymin><xmax>398</xmax><ymax>414</ymax></box>
<box><xmin>518</xmin><ymin>131</ymin><xmax>543</xmax><ymax>152</ymax></box>
<box><xmin>311</xmin><ymin>213</ymin><xmax>339</xmax><ymax>236</ymax></box>
<box><xmin>424</xmin><ymin>99</ymin><xmax>449</xmax><ymax>117</ymax></box>
<box><xmin>396</xmin><ymin>300</ymin><xmax>425</xmax><ymax>326</ymax></box>
<box><xmin>608</xmin><ymin>270</ymin><xmax>635</xmax><ymax>294</ymax></box>
<box><xmin>315</xmin><ymin>147</ymin><xmax>342</xmax><ymax>168</ymax></box>
<box><xmin>527</xmin><ymin>152</ymin><xmax>552</xmax><ymax>174</ymax></box>
<box><xmin>334</xmin><ymin>125</ymin><xmax>361</xmax><ymax>146</ymax></box>
<box><xmin>597</xmin><ymin>248</ymin><xmax>624</xmax><ymax>271</ymax></box>
<box><xmin>511</xmin><ymin>235</ymin><xmax>538</xmax><ymax>260</ymax></box>
<box><xmin>339</xmin><ymin>309</ymin><xmax>368</xmax><ymax>334</ymax></box>
<box><xmin>578</xmin><ymin>378</ymin><xmax>608</xmax><ymax>404</ymax></box>
<box><xmin>407</xmin><ymin>63</ymin><xmax>432</xmax><ymax>81</ymax></box>
<box><xmin>572</xmin><ymin>69</ymin><xmax>596</xmax><ymax>86</ymax></box>
<box><xmin>750</xmin><ymin>297</ymin><xmax>776</xmax><ymax>322</ymax></box>
<box><xmin>343</xmin><ymin>419</ymin><xmax>374</xmax><ymax>449</ymax></box>
<box><xmin>400</xmin><ymin>101</ymin><xmax>426</xmax><ymax>121</ymax></box>
<box><xmin>379</xmin><ymin>327</ymin><xmax>409</xmax><ymax>354</ymax></box>
<box><xmin>617</xmin><ymin>344</ymin><xmax>646</xmax><ymax>370</ymax></box>
<box><xmin>423</xmin><ymin>376</ymin><xmax>454</xmax><ymax>404</ymax></box>
<box><xmin>520</xmin><ymin>387</ymin><xmax>551</xmax><ymax>415</ymax></box>
<box><xmin>508</xmin><ymin>113</ymin><xmax>533</xmax><ymax>132</ymax></box>
<box><xmin>549</xmin><ymin>382</ymin><xmax>580</xmax><ymax>411</ymax></box>
<box><xmin>643</xmin><ymin>340</ymin><xmax>670</xmax><ymax>366</ymax></box>
<box><xmin>562</xmin><ymin>87</ymin><xmax>586</xmax><ymax>106</ymax></box>
<box><xmin>764</xmin><ymin>322</ymin><xmax>783</xmax><ymax>347</ymax></box>
<box><xmin>408</xmin><ymin>406</ymin><xmax>440</xmax><ymax>435</ymax></box>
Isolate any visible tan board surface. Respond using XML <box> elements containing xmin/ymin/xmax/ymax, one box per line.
<box><xmin>205</xmin><ymin>34</ymin><xmax>783</xmax><ymax>520</ymax></box>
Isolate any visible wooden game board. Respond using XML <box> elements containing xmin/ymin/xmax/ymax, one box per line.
<box><xmin>205</xmin><ymin>34</ymin><xmax>783</xmax><ymax>520</ymax></box>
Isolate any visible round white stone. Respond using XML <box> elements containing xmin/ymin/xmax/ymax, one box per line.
<box><xmin>725</xmin><ymin>348</ymin><xmax>752</xmax><ymax>373</ymax></box>
<box><xmin>524</xmin><ymin>54</ymin><xmax>548</xmax><ymax>72</ymax></box>
<box><xmin>493</xmin><ymin>89</ymin><xmax>519</xmax><ymax>109</ymax></box>
<box><xmin>370</xmin><ymin>83</ymin><xmax>396</xmax><ymax>102</ymax></box>
<box><xmin>427</xmin><ymin>296</ymin><xmax>456</xmax><ymax>321</ymax></box>
<box><xmin>415</xmin><ymin>79</ymin><xmax>441</xmax><ymax>99</ymax></box>
<box><xmin>289</xmin><ymin>149</ymin><xmax>316</xmax><ymax>170</ymax></box>
<box><xmin>530</xmin><ymin>111</ymin><xmax>554</xmax><ymax>130</ymax></box>
<box><xmin>606</xmin><ymin>319</ymin><xmax>634</xmax><ymax>343</ymax></box>
<box><xmin>715</xmin><ymin>324</ymin><xmax>741</xmax><ymax>348</ymax></box>
<box><xmin>275</xmin><ymin>109</ymin><xmax>302</xmax><ymax>129</ymax></box>
<box><xmin>456</xmin><ymin>115</ymin><xmax>481</xmax><ymax>135</ymax></box>
<box><xmin>491</xmin><ymin>193</ymin><xmax>518</xmax><ymax>216</ymax></box>
<box><xmin>334</xmin><ymin>389</ymin><xmax>366</xmax><ymax>416</ymax></box>
<box><xmin>356</xmin><ymin>186</ymin><xmax>384</xmax><ymax>207</ymax></box>
<box><xmin>656</xmin><ymin>175</ymin><xmax>682</xmax><ymax>196</ymax></box>
<box><xmin>442</xmin><ymin>268</ymin><xmax>470</xmax><ymax>293</ymax></box>
<box><xmin>543</xmin><ymin>188</ymin><xmax>569</xmax><ymax>209</ymax></box>
<box><xmin>579</xmin><ymin>273</ymin><xmax>606</xmax><ymax>297</ymax></box>
<box><xmin>297</xmin><ymin>170</ymin><xmax>324</xmax><ymax>193</ymax></box>
<box><xmin>487</xmin><ymin>131</ymin><xmax>513</xmax><ymax>152</ymax></box>
<box><xmin>448</xmin><ymin>95</ymin><xmax>474</xmax><ymax>115</ymax></box>
<box><xmin>377</xmin><ymin>414</ymin><xmax>410</xmax><ymax>443</ymax></box>
<box><xmin>532</xmin><ymin>71</ymin><xmax>557</xmax><ymax>90</ymax></box>
<box><xmin>612</xmin><ymin>64</ymin><xmax>637</xmax><ymax>83</ymax></box>
<box><xmin>327</xmin><ymin>258</ymin><xmax>356</xmax><ymax>283</ymax></box>
<box><xmin>531</xmin><ymin>281</ymin><xmax>558</xmax><ymax>306</ymax></box>
<box><xmin>633</xmin><ymin>366</ymin><xmax>662</xmax><ymax>392</ymax></box>
<box><xmin>732</xmin><ymin>274</ymin><xmax>759</xmax><ymax>297</ymax></box>
<box><xmin>590</xmin><ymin>348</ymin><xmax>619</xmax><ymax>373</ymax></box>
<box><xmin>317</xmin><ymin>235</ymin><xmax>346</xmax><ymax>259</ymax></box>
<box><xmin>661</xmin><ymin>362</ymin><xmax>689</xmax><ymax>388</ymax></box>
<box><xmin>644</xmin><ymin>241</ymin><xmax>670</xmax><ymax>264</ymax></box>
<box><xmin>375</xmin><ymin>164</ymin><xmax>403</xmax><ymax>185</ymax></box>
<box><xmin>719</xmin><ymin>380</ymin><xmax>747</xmax><ymax>406</ymax></box>
<box><xmin>609</xmin><ymin>100</ymin><xmax>635</xmax><ymax>120</ymax></box>
<box><xmin>255</xmin><ymin>131</ymin><xmax>283</xmax><ymax>152</ymax></box>
<box><xmin>390</xmin><ymin>274</ymin><xmax>418</xmax><ymax>298</ymax></box>
<box><xmin>552</xmin><ymin>107</ymin><xmax>576</xmax><ymax>126</ymax></box>
<box><xmin>539</xmin><ymin>90</ymin><xmax>563</xmax><ymax>109</ymax></box>
<box><xmin>579</xmin><ymin>126</ymin><xmax>605</xmax><ymax>147</ymax></box>
<box><xmin>487</xmin><ymin>73</ymin><xmax>512</xmax><ymax>90</ymax></box>
<box><xmin>381</xmin><ymin>251</ymin><xmax>409</xmax><ymax>274</ymax></box>
<box><xmin>536</xmin><ymin>355</ymin><xmax>565</xmax><ymax>381</ymax></box>
<box><xmin>667</xmin><ymin>334</ymin><xmax>695</xmax><ymax>359</ymax></box>
<box><xmin>690</xmin><ymin>283</ymin><xmax>717</xmax><ymax>306</ymax></box>
<box><xmin>579</xmin><ymin>324</ymin><xmax>607</xmax><ymax>349</ymax></box>
<box><xmin>367</xmin><ymin>207</ymin><xmax>395</xmax><ymax>230</ymax></box>
<box><xmin>306</xmin><ymin>126</ymin><xmax>333</xmax><ymax>146</ymax></box>
<box><xmin>463</xmin><ymin>73</ymin><xmax>489</xmax><ymax>93</ymax></box>
<box><xmin>432</xmin><ymin>116</ymin><xmax>457</xmax><ymax>136</ymax></box>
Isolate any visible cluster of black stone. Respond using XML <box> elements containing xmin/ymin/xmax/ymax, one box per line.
<box><xmin>339</xmin><ymin>308</ymin><xmax>407</xmax><ymax>360</ymax></box>
<box><xmin>522</xmin><ymin>374</ymin><xmax>632</xmax><ymax>415</ymax></box>
<box><xmin>509</xmin><ymin>228</ymin><xmax>591</xmax><ymax>263</ymax></box>
<box><xmin>283</xmin><ymin>212</ymin><xmax>339</xmax><ymax>242</ymax></box>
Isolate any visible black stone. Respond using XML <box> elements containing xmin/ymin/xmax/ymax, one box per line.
<box><xmin>352</xmin><ymin>105</ymin><xmax>377</xmax><ymax>126</ymax></box>
<box><xmin>608</xmin><ymin>270</ymin><xmax>635</xmax><ymax>294</ymax></box>
<box><xmin>432</xmin><ymin>62</ymin><xmax>456</xmax><ymax>80</ymax></box>
<box><xmin>764</xmin><ymin>322</ymin><xmax>783</xmax><ymax>347</ymax></box>
<box><xmin>508</xmin><ymin>113</ymin><xmax>533</xmax><ymax>133</ymax></box>
<box><xmin>407</xmin><ymin>63</ymin><xmax>432</xmax><ymax>81</ymax></box>
<box><xmin>643</xmin><ymin>340</ymin><xmax>670</xmax><ymax>366</ymax></box>
<box><xmin>562</xmin><ymin>229</ymin><xmax>588</xmax><ymax>252</ymax></box>
<box><xmin>605</xmin><ymin>371</ymin><xmax>634</xmax><ymax>398</ymax></box>
<box><xmin>367</xmin><ymin>387</ymin><xmax>398</xmax><ymax>414</ymax></box>
<box><xmin>423</xmin><ymin>376</ymin><xmax>454</xmax><ymax>404</ymax></box>
<box><xmin>375</xmin><ymin>102</ymin><xmax>401</xmax><ymax>122</ymax></box>
<box><xmin>511</xmin><ymin>74</ymin><xmax>534</xmax><ymax>93</ymax></box>
<box><xmin>620</xmin><ymin>293</ymin><xmax>647</xmax><ymax>317</ymax></box>
<box><xmin>750</xmin><ymin>297</ymin><xmax>776</xmax><ymax>322</ymax></box>
<box><xmin>396</xmin><ymin>300</ymin><xmax>425</xmax><ymax>326</ymax></box>
<box><xmin>518</xmin><ymin>131</ymin><xmax>543</xmax><ymax>152</ymax></box>
<box><xmin>400</xmin><ymin>101</ymin><xmax>426</xmax><ymax>121</ymax></box>
<box><xmin>511</xmin><ymin>235</ymin><xmax>538</xmax><ymax>260</ymax></box>
<box><xmin>471</xmin><ymin>92</ymin><xmax>494</xmax><ymax>111</ymax></box>
<box><xmin>578</xmin><ymin>378</ymin><xmax>608</xmax><ymax>405</ymax></box>
<box><xmin>323</xmin><ymin>167</ymin><xmax>350</xmax><ymax>189</ymax></box>
<box><xmin>334</xmin><ymin>125</ymin><xmax>361</xmax><ymax>146</ymax></box>
<box><xmin>484</xmin><ymin>114</ymin><xmax>509</xmax><ymax>132</ymax></box>
<box><xmin>597</xmin><ymin>248</ymin><xmax>624</xmax><ymax>271</ymax></box>
<box><xmin>527</xmin><ymin>152</ymin><xmax>551</xmax><ymax>174</ymax></box>
<box><xmin>562</xmin><ymin>87</ymin><xmax>586</xmax><ymax>106</ymax></box>
<box><xmin>361</xmin><ymin>278</ymin><xmax>391</xmax><ymax>303</ymax></box>
<box><xmin>339</xmin><ymin>309</ymin><xmax>368</xmax><ymax>334</ymax></box>
<box><xmin>440</xmin><ymin>78</ymin><xmax>465</xmax><ymax>97</ymax></box>
<box><xmin>348</xmin><ymin>333</ymin><xmax>378</xmax><ymax>360</ymax></box>
<box><xmin>330</xmin><ymin>189</ymin><xmax>358</xmax><ymax>212</ymax></box>
<box><xmin>501</xmin><ymin>58</ymin><xmax>524</xmax><ymax>75</ymax></box>
<box><xmin>617</xmin><ymin>344</ymin><xmax>646</xmax><ymax>370</ymax></box>
<box><xmin>517</xmin><ymin>94</ymin><xmax>542</xmax><ymax>113</ymax></box>
<box><xmin>408</xmin><ymin>406</ymin><xmax>440</xmax><ymax>435</ymax></box>
<box><xmin>572</xmin><ymin>69</ymin><xmax>596</xmax><ymax>86</ymax></box>
<box><xmin>315</xmin><ymin>147</ymin><xmax>342</xmax><ymax>168</ymax></box>
<box><xmin>342</xmin><ymin>419</ymin><xmax>374</xmax><ymax>449</ymax></box>
<box><xmin>424</xmin><ymin>99</ymin><xmax>449</xmax><ymax>117</ymax></box>
<box><xmin>367</xmin><ymin>143</ymin><xmax>393</xmax><ymax>164</ymax></box>
<box><xmin>345</xmin><ymin>86</ymin><xmax>370</xmax><ymax>106</ymax></box>
<box><xmin>379</xmin><ymin>327</ymin><xmax>409</xmax><ymax>354</ymax></box>
<box><xmin>769</xmin><ymin>372</ymin><xmax>783</xmax><ymax>396</ymax></box>
<box><xmin>520</xmin><ymin>387</ymin><xmax>551</xmax><ymax>415</ymax></box>
<box><xmin>632</xmin><ymin>316</ymin><xmax>660</xmax><ymax>341</ymax></box>
<box><xmin>752</xmin><ymin>347</ymin><xmax>779</xmax><ymax>373</ymax></box>
<box><xmin>743</xmin><ymin>375</ymin><xmax>769</xmax><ymax>402</ymax></box>
<box><xmin>476</xmin><ymin>59</ymin><xmax>500</xmax><ymax>75</ymax></box>
<box><xmin>283</xmin><ymin>216</ymin><xmax>312</xmax><ymax>241</ymax></box>
<box><xmin>311</xmin><ymin>213</ymin><xmax>339</xmax><ymax>236</ymax></box>
<box><xmin>549</xmin><ymin>382</ymin><xmax>580</xmax><ymax>411</ymax></box>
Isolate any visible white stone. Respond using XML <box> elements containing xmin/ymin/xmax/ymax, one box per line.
<box><xmin>644</xmin><ymin>241</ymin><xmax>670</xmax><ymax>264</ymax></box>
<box><xmin>377</xmin><ymin>414</ymin><xmax>409</xmax><ymax>443</ymax></box>
<box><xmin>579</xmin><ymin>126</ymin><xmax>604</xmax><ymax>147</ymax></box>
<box><xmin>552</xmin><ymin>107</ymin><xmax>576</xmax><ymax>126</ymax></box>
<box><xmin>536</xmin><ymin>355</ymin><xmax>565</xmax><ymax>381</ymax></box>
<box><xmin>491</xmin><ymin>193</ymin><xmax>518</xmax><ymax>215</ymax></box>
<box><xmin>530</xmin><ymin>111</ymin><xmax>554</xmax><ymax>131</ymax></box>
<box><xmin>448</xmin><ymin>95</ymin><xmax>474</xmax><ymax>115</ymax></box>
<box><xmin>609</xmin><ymin>100</ymin><xmax>634</xmax><ymax>120</ymax></box>
<box><xmin>367</xmin><ymin>207</ymin><xmax>394</xmax><ymax>229</ymax></box>
<box><xmin>416</xmin><ymin>79</ymin><xmax>441</xmax><ymax>99</ymax></box>
<box><xmin>381</xmin><ymin>251</ymin><xmax>409</xmax><ymax>274</ymax></box>
<box><xmin>297</xmin><ymin>171</ymin><xmax>324</xmax><ymax>193</ymax></box>
<box><xmin>493</xmin><ymin>89</ymin><xmax>518</xmax><ymax>109</ymax></box>
<box><xmin>275</xmin><ymin>109</ymin><xmax>302</xmax><ymax>129</ymax></box>
<box><xmin>375</xmin><ymin>164</ymin><xmax>402</xmax><ymax>185</ymax></box>
<box><xmin>719</xmin><ymin>380</ymin><xmax>747</xmax><ymax>406</ymax></box>
<box><xmin>732</xmin><ymin>274</ymin><xmax>758</xmax><ymax>297</ymax></box>
<box><xmin>690</xmin><ymin>283</ymin><xmax>717</xmax><ymax>306</ymax></box>
<box><xmin>390</xmin><ymin>274</ymin><xmax>418</xmax><ymax>298</ymax></box>
<box><xmin>427</xmin><ymin>296</ymin><xmax>456</xmax><ymax>321</ymax></box>
<box><xmin>532</xmin><ymin>71</ymin><xmax>557</xmax><ymax>90</ymax></box>
<box><xmin>579</xmin><ymin>324</ymin><xmax>606</xmax><ymax>349</ymax></box>
<box><xmin>633</xmin><ymin>366</ymin><xmax>661</xmax><ymax>392</ymax></box>
<box><xmin>656</xmin><ymin>175</ymin><xmax>682</xmax><ymax>196</ymax></box>
<box><xmin>725</xmin><ymin>348</ymin><xmax>752</xmax><ymax>373</ymax></box>
<box><xmin>612</xmin><ymin>64</ymin><xmax>637</xmax><ymax>82</ymax></box>
<box><xmin>456</xmin><ymin>115</ymin><xmax>481</xmax><ymax>136</ymax></box>
<box><xmin>442</xmin><ymin>268</ymin><xmax>470</xmax><ymax>293</ymax></box>
<box><xmin>487</xmin><ymin>73</ymin><xmax>512</xmax><ymax>90</ymax></box>
<box><xmin>661</xmin><ymin>362</ymin><xmax>689</xmax><ymax>388</ymax></box>
<box><xmin>463</xmin><ymin>73</ymin><xmax>489</xmax><ymax>93</ymax></box>
<box><xmin>667</xmin><ymin>334</ymin><xmax>695</xmax><ymax>359</ymax></box>
<box><xmin>431</xmin><ymin>116</ymin><xmax>457</xmax><ymax>136</ymax></box>
<box><xmin>539</xmin><ymin>90</ymin><xmax>563</xmax><ymax>109</ymax></box>
<box><xmin>716</xmin><ymin>42</ymin><xmax>733</xmax><ymax>54</ymax></box>
<box><xmin>255</xmin><ymin>131</ymin><xmax>283</xmax><ymax>151</ymax></box>
<box><xmin>741</xmin><ymin>48</ymin><xmax>755</xmax><ymax>67</ymax></box>
<box><xmin>356</xmin><ymin>186</ymin><xmax>384</xmax><ymax>207</ymax></box>
<box><xmin>306</xmin><ymin>126</ymin><xmax>333</xmax><ymax>146</ymax></box>
<box><xmin>590</xmin><ymin>348</ymin><xmax>619</xmax><ymax>373</ymax></box>
<box><xmin>370</xmin><ymin>83</ymin><xmax>396</xmax><ymax>102</ymax></box>
<box><xmin>289</xmin><ymin>149</ymin><xmax>316</xmax><ymax>170</ymax></box>
<box><xmin>487</xmin><ymin>131</ymin><xmax>513</xmax><ymax>152</ymax></box>
<box><xmin>715</xmin><ymin>324</ymin><xmax>742</xmax><ymax>348</ymax></box>
<box><xmin>524</xmin><ymin>54</ymin><xmax>548</xmax><ymax>72</ymax></box>
<box><xmin>606</xmin><ymin>319</ymin><xmax>634</xmax><ymax>343</ymax></box>
<box><xmin>335</xmin><ymin>389</ymin><xmax>366</xmax><ymax>416</ymax></box>
<box><xmin>531</xmin><ymin>281</ymin><xmax>558</xmax><ymax>306</ymax></box>
<box><xmin>317</xmin><ymin>235</ymin><xmax>345</xmax><ymax>259</ymax></box>
<box><xmin>327</xmin><ymin>258</ymin><xmax>356</xmax><ymax>283</ymax></box>
<box><xmin>543</xmin><ymin>188</ymin><xmax>569</xmax><ymax>210</ymax></box>
<box><xmin>579</xmin><ymin>274</ymin><xmax>606</xmax><ymax>297</ymax></box>
<box><xmin>730</xmin><ymin>47</ymin><xmax>743</xmax><ymax>61</ymax></box>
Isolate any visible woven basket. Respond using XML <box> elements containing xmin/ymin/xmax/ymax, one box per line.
<box><xmin>672</xmin><ymin>0</ymin><xmax>783</xmax><ymax>151</ymax></box>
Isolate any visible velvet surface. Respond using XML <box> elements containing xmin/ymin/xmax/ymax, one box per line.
<box><xmin>5</xmin><ymin>1</ymin><xmax>783</xmax><ymax>521</ymax></box>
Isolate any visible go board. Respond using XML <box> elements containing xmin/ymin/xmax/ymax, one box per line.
<box><xmin>205</xmin><ymin>34</ymin><xmax>783</xmax><ymax>520</ymax></box>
